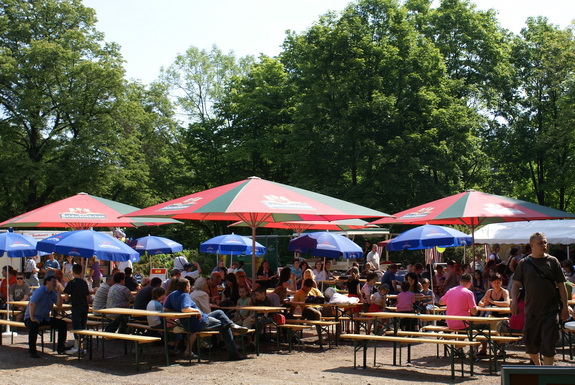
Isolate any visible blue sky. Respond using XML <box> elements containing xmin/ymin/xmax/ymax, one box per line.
<box><xmin>82</xmin><ymin>0</ymin><xmax>575</xmax><ymax>84</ymax></box>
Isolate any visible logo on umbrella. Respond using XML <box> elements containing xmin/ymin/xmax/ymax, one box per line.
<box><xmin>261</xmin><ymin>195</ymin><xmax>315</xmax><ymax>211</ymax></box>
<box><xmin>401</xmin><ymin>207</ymin><xmax>434</xmax><ymax>219</ymax></box>
<box><xmin>318</xmin><ymin>241</ymin><xmax>337</xmax><ymax>249</ymax></box>
<box><xmin>483</xmin><ymin>203</ymin><xmax>525</xmax><ymax>215</ymax></box>
<box><xmin>60</xmin><ymin>208</ymin><xmax>107</xmax><ymax>219</ymax></box>
<box><xmin>159</xmin><ymin>197</ymin><xmax>202</xmax><ymax>211</ymax></box>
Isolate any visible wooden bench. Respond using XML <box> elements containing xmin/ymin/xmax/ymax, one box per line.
<box><xmin>0</xmin><ymin>319</ymin><xmax>53</xmax><ymax>351</ymax></box>
<box><xmin>70</xmin><ymin>329</ymin><xmax>161</xmax><ymax>371</ymax></box>
<box><xmin>340</xmin><ymin>333</ymin><xmax>481</xmax><ymax>379</ymax></box>
<box><xmin>278</xmin><ymin>324</ymin><xmax>312</xmax><ymax>352</ymax></box>
<box><xmin>285</xmin><ymin>319</ymin><xmax>338</xmax><ymax>349</ymax></box>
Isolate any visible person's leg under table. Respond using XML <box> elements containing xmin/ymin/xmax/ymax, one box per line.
<box><xmin>49</xmin><ymin>316</ymin><xmax>68</xmax><ymax>353</ymax></box>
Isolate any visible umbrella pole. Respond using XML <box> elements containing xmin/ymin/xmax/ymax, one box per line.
<box><xmin>251</xmin><ymin>227</ymin><xmax>257</xmax><ymax>285</ymax></box>
<box><xmin>3</xmin><ymin>253</ymin><xmax>15</xmax><ymax>336</ymax></box>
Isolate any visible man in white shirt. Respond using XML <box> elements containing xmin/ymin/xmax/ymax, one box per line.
<box><xmin>366</xmin><ymin>244</ymin><xmax>380</xmax><ymax>269</ymax></box>
<box><xmin>182</xmin><ymin>262</ymin><xmax>201</xmax><ymax>279</ymax></box>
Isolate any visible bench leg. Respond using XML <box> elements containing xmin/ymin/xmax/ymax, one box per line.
<box><xmin>135</xmin><ymin>341</ymin><xmax>140</xmax><ymax>372</ymax></box>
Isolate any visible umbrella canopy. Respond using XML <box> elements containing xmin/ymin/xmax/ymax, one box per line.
<box><xmin>130</xmin><ymin>236</ymin><xmax>184</xmax><ymax>256</ymax></box>
<box><xmin>0</xmin><ymin>232</ymin><xmax>38</xmax><ymax>258</ymax></box>
<box><xmin>124</xmin><ymin>176</ymin><xmax>390</xmax><ymax>281</ymax></box>
<box><xmin>371</xmin><ymin>190</ymin><xmax>575</xmax><ymax>228</ymax></box>
<box><xmin>37</xmin><ymin>230</ymin><xmax>140</xmax><ymax>262</ymax></box>
<box><xmin>0</xmin><ymin>192</ymin><xmax>183</xmax><ymax>229</ymax></box>
<box><xmin>287</xmin><ymin>231</ymin><xmax>363</xmax><ymax>259</ymax></box>
<box><xmin>229</xmin><ymin>219</ymin><xmax>370</xmax><ymax>236</ymax></box>
<box><xmin>200</xmin><ymin>234</ymin><xmax>266</xmax><ymax>256</ymax></box>
<box><xmin>386</xmin><ymin>224</ymin><xmax>472</xmax><ymax>251</ymax></box>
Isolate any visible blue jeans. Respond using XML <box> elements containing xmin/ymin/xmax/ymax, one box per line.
<box><xmin>199</xmin><ymin>309</ymin><xmax>239</xmax><ymax>357</ymax></box>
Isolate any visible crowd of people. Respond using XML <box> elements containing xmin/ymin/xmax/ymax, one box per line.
<box><xmin>1</xmin><ymin>232</ymin><xmax>574</xmax><ymax>365</ymax></box>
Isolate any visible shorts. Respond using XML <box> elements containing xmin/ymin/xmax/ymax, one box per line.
<box><xmin>524</xmin><ymin>311</ymin><xmax>560</xmax><ymax>357</ymax></box>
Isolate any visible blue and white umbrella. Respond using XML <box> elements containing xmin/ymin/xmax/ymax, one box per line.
<box><xmin>287</xmin><ymin>231</ymin><xmax>363</xmax><ymax>259</ymax></box>
<box><xmin>37</xmin><ymin>230</ymin><xmax>139</xmax><ymax>262</ymax></box>
<box><xmin>0</xmin><ymin>232</ymin><xmax>37</xmax><ymax>258</ymax></box>
<box><xmin>130</xmin><ymin>236</ymin><xmax>183</xmax><ymax>256</ymax></box>
<box><xmin>386</xmin><ymin>224</ymin><xmax>472</xmax><ymax>251</ymax></box>
<box><xmin>200</xmin><ymin>234</ymin><xmax>266</xmax><ymax>256</ymax></box>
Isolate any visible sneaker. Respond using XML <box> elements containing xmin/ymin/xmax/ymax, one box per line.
<box><xmin>230</xmin><ymin>324</ymin><xmax>249</xmax><ymax>334</ymax></box>
<box><xmin>65</xmin><ymin>348</ymin><xmax>79</xmax><ymax>355</ymax></box>
<box><xmin>228</xmin><ymin>353</ymin><xmax>248</xmax><ymax>361</ymax></box>
<box><xmin>29</xmin><ymin>352</ymin><xmax>40</xmax><ymax>359</ymax></box>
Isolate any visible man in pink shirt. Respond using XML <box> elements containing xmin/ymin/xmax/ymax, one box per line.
<box><xmin>439</xmin><ymin>273</ymin><xmax>488</xmax><ymax>355</ymax></box>
<box><xmin>439</xmin><ymin>273</ymin><xmax>477</xmax><ymax>330</ymax></box>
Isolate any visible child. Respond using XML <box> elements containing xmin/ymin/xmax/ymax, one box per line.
<box><xmin>361</xmin><ymin>272</ymin><xmax>378</xmax><ymax>334</ymax></box>
<box><xmin>419</xmin><ymin>278</ymin><xmax>435</xmax><ymax>313</ymax></box>
<box><xmin>146</xmin><ymin>287</ymin><xmax>166</xmax><ymax>331</ymax></box>
<box><xmin>63</xmin><ymin>263</ymin><xmax>91</xmax><ymax>354</ymax></box>
<box><xmin>369</xmin><ymin>284</ymin><xmax>390</xmax><ymax>334</ymax></box>
<box><xmin>234</xmin><ymin>286</ymin><xmax>255</xmax><ymax>328</ymax></box>
<box><xmin>396</xmin><ymin>281</ymin><xmax>417</xmax><ymax>331</ymax></box>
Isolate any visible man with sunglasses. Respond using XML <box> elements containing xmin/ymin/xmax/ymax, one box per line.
<box><xmin>9</xmin><ymin>273</ymin><xmax>30</xmax><ymax>321</ymax></box>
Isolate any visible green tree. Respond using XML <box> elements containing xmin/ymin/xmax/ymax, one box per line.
<box><xmin>0</xmin><ymin>0</ymin><xmax>136</xmax><ymax>218</ymax></box>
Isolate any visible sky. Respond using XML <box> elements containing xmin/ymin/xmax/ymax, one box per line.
<box><xmin>82</xmin><ymin>0</ymin><xmax>575</xmax><ymax>85</ymax></box>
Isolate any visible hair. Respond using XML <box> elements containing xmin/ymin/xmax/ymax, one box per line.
<box><xmin>414</xmin><ymin>263</ymin><xmax>423</xmax><ymax>271</ymax></box>
<box><xmin>293</xmin><ymin>258</ymin><xmax>300</xmax><ymax>265</ymax></box>
<box><xmin>349</xmin><ymin>267</ymin><xmax>359</xmax><ymax>279</ymax></box>
<box><xmin>460</xmin><ymin>273</ymin><xmax>472</xmax><ymax>284</ymax></box>
<box><xmin>211</xmin><ymin>271</ymin><xmax>222</xmax><ymax>281</ymax></box>
<box><xmin>175</xmin><ymin>278</ymin><xmax>190</xmax><ymax>292</ymax></box>
<box><xmin>253</xmin><ymin>285</ymin><xmax>267</xmax><ymax>294</ymax></box>
<box><xmin>237</xmin><ymin>261</ymin><xmax>244</xmax><ymax>268</ymax></box>
<box><xmin>300</xmin><ymin>261</ymin><xmax>310</xmax><ymax>273</ymax></box>
<box><xmin>150</xmin><ymin>277</ymin><xmax>163</xmax><ymax>287</ymax></box>
<box><xmin>510</xmin><ymin>246</ymin><xmax>519</xmax><ymax>256</ymax></box>
<box><xmin>529</xmin><ymin>232</ymin><xmax>546</xmax><ymax>244</ymax></box>
<box><xmin>366</xmin><ymin>272</ymin><xmax>378</xmax><ymax>282</ymax></box>
<box><xmin>113</xmin><ymin>272</ymin><xmax>125</xmax><ymax>283</ymax></box>
<box><xmin>489</xmin><ymin>273</ymin><xmax>502</xmax><ymax>282</ymax></box>
<box><xmin>389</xmin><ymin>263</ymin><xmax>398</xmax><ymax>270</ymax></box>
<box><xmin>151</xmin><ymin>287</ymin><xmax>165</xmax><ymax>300</ymax></box>
<box><xmin>303</xmin><ymin>278</ymin><xmax>314</xmax><ymax>288</ymax></box>
<box><xmin>447</xmin><ymin>260</ymin><xmax>455</xmax><ymax>267</ymax></box>
<box><xmin>225</xmin><ymin>273</ymin><xmax>237</xmax><ymax>286</ymax></box>
<box><xmin>405</xmin><ymin>272</ymin><xmax>419</xmax><ymax>293</ymax></box>
<box><xmin>72</xmin><ymin>264</ymin><xmax>82</xmax><ymax>275</ymax></box>
<box><xmin>420</xmin><ymin>278</ymin><xmax>430</xmax><ymax>286</ymax></box>
<box><xmin>238</xmin><ymin>285</ymin><xmax>251</xmax><ymax>295</ymax></box>
<box><xmin>400</xmin><ymin>281</ymin><xmax>410</xmax><ymax>292</ymax></box>
<box><xmin>124</xmin><ymin>267</ymin><xmax>133</xmax><ymax>276</ymax></box>
<box><xmin>166</xmin><ymin>278</ymin><xmax>179</xmax><ymax>295</ymax></box>
<box><xmin>185</xmin><ymin>276</ymin><xmax>195</xmax><ymax>286</ymax></box>
<box><xmin>2</xmin><ymin>265</ymin><xmax>15</xmax><ymax>274</ymax></box>
<box><xmin>302</xmin><ymin>268</ymin><xmax>315</xmax><ymax>280</ymax></box>
<box><xmin>44</xmin><ymin>275</ymin><xmax>56</xmax><ymax>284</ymax></box>
<box><xmin>278</xmin><ymin>266</ymin><xmax>292</xmax><ymax>284</ymax></box>
<box><xmin>194</xmin><ymin>277</ymin><xmax>207</xmax><ymax>291</ymax></box>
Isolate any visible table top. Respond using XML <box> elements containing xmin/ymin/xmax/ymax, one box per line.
<box><xmin>290</xmin><ymin>301</ymin><xmax>362</xmax><ymax>308</ymax></box>
<box><xmin>361</xmin><ymin>311</ymin><xmax>508</xmax><ymax>323</ymax></box>
<box><xmin>217</xmin><ymin>305</ymin><xmax>285</xmax><ymax>313</ymax></box>
<box><xmin>7</xmin><ymin>300</ymin><xmax>71</xmax><ymax>310</ymax></box>
<box><xmin>97</xmin><ymin>307</ymin><xmax>197</xmax><ymax>318</ymax></box>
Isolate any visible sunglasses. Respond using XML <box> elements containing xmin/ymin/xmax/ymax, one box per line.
<box><xmin>16</xmin><ymin>277</ymin><xmax>24</xmax><ymax>280</ymax></box>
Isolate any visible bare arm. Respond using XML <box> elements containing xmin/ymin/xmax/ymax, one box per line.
<box><xmin>559</xmin><ymin>282</ymin><xmax>569</xmax><ymax>321</ymax></box>
<box><xmin>510</xmin><ymin>280</ymin><xmax>522</xmax><ymax>315</ymax></box>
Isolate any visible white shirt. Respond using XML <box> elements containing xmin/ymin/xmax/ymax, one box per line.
<box><xmin>183</xmin><ymin>270</ymin><xmax>200</xmax><ymax>279</ymax></box>
<box><xmin>117</xmin><ymin>260</ymin><xmax>132</xmax><ymax>272</ymax></box>
<box><xmin>366</xmin><ymin>250</ymin><xmax>380</xmax><ymax>267</ymax></box>
<box><xmin>189</xmin><ymin>290</ymin><xmax>211</xmax><ymax>314</ymax></box>
<box><xmin>173</xmin><ymin>256</ymin><xmax>189</xmax><ymax>271</ymax></box>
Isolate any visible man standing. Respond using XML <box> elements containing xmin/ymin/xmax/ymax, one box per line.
<box><xmin>63</xmin><ymin>264</ymin><xmax>91</xmax><ymax>354</ymax></box>
<box><xmin>381</xmin><ymin>264</ymin><xmax>399</xmax><ymax>294</ymax></box>
<box><xmin>24</xmin><ymin>276</ymin><xmax>68</xmax><ymax>358</ymax></box>
<box><xmin>366</xmin><ymin>244</ymin><xmax>380</xmax><ymax>271</ymax></box>
<box><xmin>511</xmin><ymin>232</ymin><xmax>569</xmax><ymax>365</ymax></box>
<box><xmin>164</xmin><ymin>278</ymin><xmax>248</xmax><ymax>360</ymax></box>
<box><xmin>43</xmin><ymin>252</ymin><xmax>60</xmax><ymax>278</ymax></box>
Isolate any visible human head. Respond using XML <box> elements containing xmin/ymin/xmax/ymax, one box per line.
<box><xmin>325</xmin><ymin>261</ymin><xmax>331</xmax><ymax>270</ymax></box>
<box><xmin>400</xmin><ymin>281</ymin><xmax>410</xmax><ymax>292</ymax></box>
<box><xmin>170</xmin><ymin>269</ymin><xmax>181</xmax><ymax>278</ymax></box>
<box><xmin>302</xmin><ymin>268</ymin><xmax>314</xmax><ymax>280</ymax></box>
<box><xmin>491</xmin><ymin>244</ymin><xmax>500</xmax><ymax>253</ymax></box>
<box><xmin>300</xmin><ymin>260</ymin><xmax>309</xmax><ymax>272</ymax></box>
<box><xmin>151</xmin><ymin>287</ymin><xmax>166</xmax><ymax>301</ymax></box>
<box><xmin>150</xmin><ymin>277</ymin><xmax>163</xmax><ymax>288</ymax></box>
<box><xmin>235</xmin><ymin>271</ymin><xmax>246</xmax><ymax>285</ymax></box>
<box><xmin>278</xmin><ymin>266</ymin><xmax>291</xmax><ymax>283</ymax></box>
<box><xmin>378</xmin><ymin>284</ymin><xmax>390</xmax><ymax>294</ymax></box>
<box><xmin>210</xmin><ymin>272</ymin><xmax>222</xmax><ymax>285</ymax></box>
<box><xmin>140</xmin><ymin>277</ymin><xmax>151</xmax><ymax>287</ymax></box>
<box><xmin>315</xmin><ymin>261</ymin><xmax>323</xmax><ymax>271</ymax></box>
<box><xmin>420</xmin><ymin>278</ymin><xmax>430</xmax><ymax>289</ymax></box>
<box><xmin>261</xmin><ymin>260</ymin><xmax>269</xmax><ymax>269</ymax></box>
<box><xmin>349</xmin><ymin>267</ymin><xmax>359</xmax><ymax>278</ymax></box>
<box><xmin>489</xmin><ymin>273</ymin><xmax>502</xmax><ymax>286</ymax></box>
<box><xmin>529</xmin><ymin>232</ymin><xmax>548</xmax><ymax>254</ymax></box>
<box><xmin>176</xmin><ymin>278</ymin><xmax>190</xmax><ymax>293</ymax></box>
<box><xmin>124</xmin><ymin>267</ymin><xmax>133</xmax><ymax>276</ymax></box>
<box><xmin>44</xmin><ymin>275</ymin><xmax>57</xmax><ymax>290</ymax></box>
<box><xmin>225</xmin><ymin>273</ymin><xmax>237</xmax><ymax>287</ymax></box>
<box><xmin>16</xmin><ymin>272</ymin><xmax>25</xmax><ymax>282</ymax></box>
<box><xmin>459</xmin><ymin>273</ymin><xmax>472</xmax><ymax>288</ymax></box>
<box><xmin>72</xmin><ymin>263</ymin><xmax>83</xmax><ymax>276</ymax></box>
<box><xmin>302</xmin><ymin>278</ymin><xmax>314</xmax><ymax>293</ymax></box>
<box><xmin>414</xmin><ymin>263</ymin><xmax>423</xmax><ymax>274</ymax></box>
<box><xmin>389</xmin><ymin>263</ymin><xmax>398</xmax><ymax>272</ymax></box>
<box><xmin>113</xmin><ymin>272</ymin><xmax>125</xmax><ymax>284</ymax></box>
<box><xmin>194</xmin><ymin>277</ymin><xmax>208</xmax><ymax>291</ymax></box>
<box><xmin>405</xmin><ymin>272</ymin><xmax>418</xmax><ymax>285</ymax></box>
<box><xmin>293</xmin><ymin>259</ymin><xmax>300</xmax><ymax>268</ymax></box>
<box><xmin>48</xmin><ymin>252</ymin><xmax>56</xmax><ymax>260</ymax></box>
<box><xmin>366</xmin><ymin>272</ymin><xmax>378</xmax><ymax>284</ymax></box>
<box><xmin>239</xmin><ymin>285</ymin><xmax>250</xmax><ymax>298</ymax></box>
<box><xmin>253</xmin><ymin>285</ymin><xmax>267</xmax><ymax>301</ymax></box>
<box><xmin>509</xmin><ymin>246</ymin><xmax>519</xmax><ymax>256</ymax></box>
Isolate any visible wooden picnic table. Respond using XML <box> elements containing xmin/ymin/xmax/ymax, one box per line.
<box><xmin>215</xmin><ymin>305</ymin><xmax>285</xmax><ymax>355</ymax></box>
<box><xmin>97</xmin><ymin>307</ymin><xmax>197</xmax><ymax>366</ymax></box>
<box><xmin>362</xmin><ymin>311</ymin><xmax>508</xmax><ymax>372</ymax></box>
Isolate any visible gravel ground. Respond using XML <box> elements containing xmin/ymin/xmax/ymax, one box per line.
<box><xmin>1</xmin><ymin>328</ymin><xmax>572</xmax><ymax>385</ymax></box>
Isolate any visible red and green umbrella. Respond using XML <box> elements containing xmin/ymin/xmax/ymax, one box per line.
<box><xmin>0</xmin><ymin>192</ymin><xmax>182</xmax><ymax>230</ymax></box>
<box><xmin>371</xmin><ymin>189</ymin><xmax>575</xmax><ymax>248</ymax></box>
<box><xmin>125</xmin><ymin>176</ymin><xmax>391</xmax><ymax>281</ymax></box>
<box><xmin>229</xmin><ymin>219</ymin><xmax>370</xmax><ymax>236</ymax></box>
